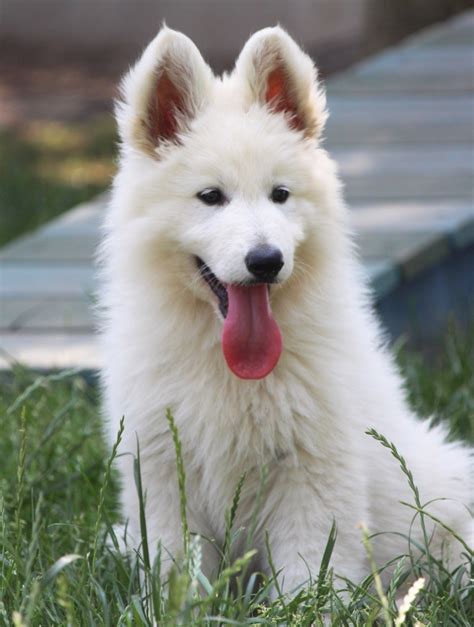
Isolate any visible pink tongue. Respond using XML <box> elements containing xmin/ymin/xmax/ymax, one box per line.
<box><xmin>222</xmin><ymin>284</ymin><xmax>282</xmax><ymax>379</ymax></box>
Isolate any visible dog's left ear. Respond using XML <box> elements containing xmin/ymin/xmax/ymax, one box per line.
<box><xmin>234</xmin><ymin>27</ymin><xmax>327</xmax><ymax>139</ymax></box>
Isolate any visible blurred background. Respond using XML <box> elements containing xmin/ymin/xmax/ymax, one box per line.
<box><xmin>0</xmin><ymin>0</ymin><xmax>471</xmax><ymax>245</ymax></box>
<box><xmin>0</xmin><ymin>0</ymin><xmax>473</xmax><ymax>372</ymax></box>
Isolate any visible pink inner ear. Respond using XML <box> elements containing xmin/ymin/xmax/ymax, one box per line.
<box><xmin>265</xmin><ymin>66</ymin><xmax>303</xmax><ymax>132</ymax></box>
<box><xmin>149</xmin><ymin>69</ymin><xmax>186</xmax><ymax>143</ymax></box>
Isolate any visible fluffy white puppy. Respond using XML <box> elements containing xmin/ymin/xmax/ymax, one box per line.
<box><xmin>99</xmin><ymin>26</ymin><xmax>471</xmax><ymax>592</ymax></box>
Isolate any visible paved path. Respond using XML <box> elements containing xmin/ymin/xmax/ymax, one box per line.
<box><xmin>1</xmin><ymin>11</ymin><xmax>473</xmax><ymax>369</ymax></box>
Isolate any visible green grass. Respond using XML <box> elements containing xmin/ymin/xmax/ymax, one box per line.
<box><xmin>0</xmin><ymin>117</ymin><xmax>116</xmax><ymax>246</ymax></box>
<box><xmin>0</xmin><ymin>325</ymin><xmax>472</xmax><ymax>625</ymax></box>
<box><xmin>395</xmin><ymin>322</ymin><xmax>474</xmax><ymax>445</ymax></box>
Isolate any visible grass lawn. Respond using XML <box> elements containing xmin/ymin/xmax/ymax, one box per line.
<box><xmin>0</xmin><ymin>324</ymin><xmax>472</xmax><ymax>625</ymax></box>
<box><xmin>0</xmin><ymin>117</ymin><xmax>116</xmax><ymax>247</ymax></box>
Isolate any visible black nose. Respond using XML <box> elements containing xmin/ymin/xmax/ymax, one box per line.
<box><xmin>245</xmin><ymin>245</ymin><xmax>284</xmax><ymax>281</ymax></box>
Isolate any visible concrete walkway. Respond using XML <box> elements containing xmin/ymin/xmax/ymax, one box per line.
<box><xmin>1</xmin><ymin>11</ymin><xmax>473</xmax><ymax>369</ymax></box>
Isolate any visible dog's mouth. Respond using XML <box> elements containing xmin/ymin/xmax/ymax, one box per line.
<box><xmin>196</xmin><ymin>257</ymin><xmax>229</xmax><ymax>318</ymax></box>
<box><xmin>195</xmin><ymin>256</ymin><xmax>282</xmax><ymax>380</ymax></box>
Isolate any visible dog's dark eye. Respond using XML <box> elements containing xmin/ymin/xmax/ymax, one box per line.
<box><xmin>271</xmin><ymin>186</ymin><xmax>290</xmax><ymax>204</ymax></box>
<box><xmin>197</xmin><ymin>188</ymin><xmax>225</xmax><ymax>206</ymax></box>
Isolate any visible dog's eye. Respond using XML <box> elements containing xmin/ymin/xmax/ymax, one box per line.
<box><xmin>271</xmin><ymin>186</ymin><xmax>290</xmax><ymax>204</ymax></box>
<box><xmin>197</xmin><ymin>188</ymin><xmax>226</xmax><ymax>206</ymax></box>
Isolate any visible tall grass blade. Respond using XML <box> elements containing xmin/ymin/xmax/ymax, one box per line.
<box><xmin>221</xmin><ymin>472</ymin><xmax>246</xmax><ymax>572</ymax></box>
<box><xmin>366</xmin><ymin>428</ymin><xmax>436</xmax><ymax>582</ymax></box>
<box><xmin>92</xmin><ymin>416</ymin><xmax>124</xmax><ymax>573</ymax></box>
<box><xmin>166</xmin><ymin>408</ymin><xmax>189</xmax><ymax>554</ymax></box>
<box><xmin>133</xmin><ymin>438</ymin><xmax>151</xmax><ymax>573</ymax></box>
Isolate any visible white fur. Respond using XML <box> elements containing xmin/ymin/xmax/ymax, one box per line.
<box><xmin>99</xmin><ymin>26</ymin><xmax>472</xmax><ymax>592</ymax></box>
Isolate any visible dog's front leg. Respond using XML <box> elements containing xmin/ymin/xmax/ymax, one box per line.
<box><xmin>262</xmin><ymin>464</ymin><xmax>367</xmax><ymax>596</ymax></box>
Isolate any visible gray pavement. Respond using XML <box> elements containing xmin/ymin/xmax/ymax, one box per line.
<box><xmin>1</xmin><ymin>11</ymin><xmax>473</xmax><ymax>369</ymax></box>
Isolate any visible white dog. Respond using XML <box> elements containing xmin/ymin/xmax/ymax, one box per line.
<box><xmin>100</xmin><ymin>26</ymin><xmax>471</xmax><ymax>591</ymax></box>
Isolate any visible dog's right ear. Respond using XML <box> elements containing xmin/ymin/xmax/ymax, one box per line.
<box><xmin>116</xmin><ymin>27</ymin><xmax>214</xmax><ymax>156</ymax></box>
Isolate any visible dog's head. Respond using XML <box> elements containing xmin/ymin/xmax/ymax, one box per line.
<box><xmin>113</xmin><ymin>27</ymin><xmax>342</xmax><ymax>379</ymax></box>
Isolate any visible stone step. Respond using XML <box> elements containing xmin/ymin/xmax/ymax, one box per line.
<box><xmin>0</xmin><ymin>298</ymin><xmax>92</xmax><ymax>331</ymax></box>
<box><xmin>334</xmin><ymin>147</ymin><xmax>474</xmax><ymax>200</ymax></box>
<box><xmin>329</xmin><ymin>47</ymin><xmax>474</xmax><ymax>93</ymax></box>
<box><xmin>326</xmin><ymin>96</ymin><xmax>474</xmax><ymax>146</ymax></box>
<box><xmin>408</xmin><ymin>11</ymin><xmax>474</xmax><ymax>47</ymax></box>
<box><xmin>0</xmin><ymin>265</ymin><xmax>95</xmax><ymax>298</ymax></box>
